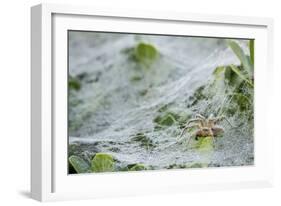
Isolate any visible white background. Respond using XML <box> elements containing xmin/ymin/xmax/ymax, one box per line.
<box><xmin>0</xmin><ymin>0</ymin><xmax>280</xmax><ymax>205</ymax></box>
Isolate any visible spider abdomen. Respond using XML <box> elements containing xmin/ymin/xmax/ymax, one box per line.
<box><xmin>211</xmin><ymin>126</ymin><xmax>224</xmax><ymax>136</ymax></box>
<box><xmin>195</xmin><ymin>128</ymin><xmax>213</xmax><ymax>137</ymax></box>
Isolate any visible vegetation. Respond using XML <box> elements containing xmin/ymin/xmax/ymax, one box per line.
<box><xmin>213</xmin><ymin>40</ymin><xmax>254</xmax><ymax>88</ymax></box>
<box><xmin>134</xmin><ymin>42</ymin><xmax>158</xmax><ymax>66</ymax></box>
<box><xmin>69</xmin><ymin>75</ymin><xmax>81</xmax><ymax>91</ymax></box>
<box><xmin>69</xmin><ymin>152</ymin><xmax>147</xmax><ymax>174</ymax></box>
<box><xmin>129</xmin><ymin>164</ymin><xmax>147</xmax><ymax>171</ymax></box>
<box><xmin>154</xmin><ymin>112</ymin><xmax>178</xmax><ymax>126</ymax></box>
<box><xmin>69</xmin><ymin>155</ymin><xmax>91</xmax><ymax>173</ymax></box>
<box><xmin>131</xmin><ymin>133</ymin><xmax>155</xmax><ymax>150</ymax></box>
<box><xmin>68</xmin><ymin>35</ymin><xmax>255</xmax><ymax>173</ymax></box>
<box><xmin>91</xmin><ymin>153</ymin><xmax>114</xmax><ymax>172</ymax></box>
<box><xmin>212</xmin><ymin>40</ymin><xmax>254</xmax><ymax>117</ymax></box>
<box><xmin>123</xmin><ymin>42</ymin><xmax>159</xmax><ymax>68</ymax></box>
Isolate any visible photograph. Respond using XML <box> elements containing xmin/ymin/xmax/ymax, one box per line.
<box><xmin>67</xmin><ymin>31</ymin><xmax>254</xmax><ymax>174</ymax></box>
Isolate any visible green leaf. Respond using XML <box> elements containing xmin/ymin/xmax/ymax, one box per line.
<box><xmin>154</xmin><ymin>112</ymin><xmax>179</xmax><ymax>127</ymax></box>
<box><xmin>230</xmin><ymin>65</ymin><xmax>253</xmax><ymax>87</ymax></box>
<box><xmin>213</xmin><ymin>66</ymin><xmax>226</xmax><ymax>79</ymax></box>
<box><xmin>228</xmin><ymin>40</ymin><xmax>252</xmax><ymax>76</ymax></box>
<box><xmin>193</xmin><ymin>136</ymin><xmax>214</xmax><ymax>167</ymax></box>
<box><xmin>159</xmin><ymin>114</ymin><xmax>177</xmax><ymax>126</ymax></box>
<box><xmin>249</xmin><ymin>39</ymin><xmax>254</xmax><ymax>65</ymax></box>
<box><xmin>196</xmin><ymin>137</ymin><xmax>213</xmax><ymax>152</ymax></box>
<box><xmin>134</xmin><ymin>42</ymin><xmax>158</xmax><ymax>66</ymax></box>
<box><xmin>91</xmin><ymin>153</ymin><xmax>114</xmax><ymax>173</ymax></box>
<box><xmin>69</xmin><ymin>155</ymin><xmax>91</xmax><ymax>173</ymax></box>
<box><xmin>69</xmin><ymin>76</ymin><xmax>81</xmax><ymax>91</ymax></box>
<box><xmin>129</xmin><ymin>164</ymin><xmax>147</xmax><ymax>171</ymax></box>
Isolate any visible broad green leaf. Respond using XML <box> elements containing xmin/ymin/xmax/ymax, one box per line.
<box><xmin>91</xmin><ymin>153</ymin><xmax>114</xmax><ymax>173</ymax></box>
<box><xmin>69</xmin><ymin>155</ymin><xmax>91</xmax><ymax>173</ymax></box>
<box><xmin>249</xmin><ymin>39</ymin><xmax>254</xmax><ymax>65</ymax></box>
<box><xmin>230</xmin><ymin>65</ymin><xmax>253</xmax><ymax>87</ymax></box>
<box><xmin>135</xmin><ymin>42</ymin><xmax>158</xmax><ymax>66</ymax></box>
<box><xmin>129</xmin><ymin>164</ymin><xmax>147</xmax><ymax>171</ymax></box>
<box><xmin>136</xmin><ymin>43</ymin><xmax>158</xmax><ymax>60</ymax></box>
<box><xmin>228</xmin><ymin>40</ymin><xmax>252</xmax><ymax>76</ymax></box>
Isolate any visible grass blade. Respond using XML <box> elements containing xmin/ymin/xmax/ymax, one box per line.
<box><xmin>230</xmin><ymin>65</ymin><xmax>253</xmax><ymax>88</ymax></box>
<box><xmin>249</xmin><ymin>39</ymin><xmax>254</xmax><ymax>65</ymax></box>
<box><xmin>228</xmin><ymin>40</ymin><xmax>252</xmax><ymax>76</ymax></box>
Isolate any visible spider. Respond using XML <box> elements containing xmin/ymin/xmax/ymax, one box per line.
<box><xmin>178</xmin><ymin>113</ymin><xmax>233</xmax><ymax>146</ymax></box>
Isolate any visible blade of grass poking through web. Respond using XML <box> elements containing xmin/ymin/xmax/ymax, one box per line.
<box><xmin>230</xmin><ymin>65</ymin><xmax>254</xmax><ymax>87</ymax></box>
<box><xmin>228</xmin><ymin>40</ymin><xmax>252</xmax><ymax>76</ymax></box>
<box><xmin>249</xmin><ymin>39</ymin><xmax>254</xmax><ymax>65</ymax></box>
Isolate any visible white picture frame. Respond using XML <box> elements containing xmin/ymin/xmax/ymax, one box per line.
<box><xmin>31</xmin><ymin>3</ymin><xmax>274</xmax><ymax>202</ymax></box>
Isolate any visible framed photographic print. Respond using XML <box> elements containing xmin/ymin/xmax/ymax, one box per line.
<box><xmin>31</xmin><ymin>3</ymin><xmax>274</xmax><ymax>201</ymax></box>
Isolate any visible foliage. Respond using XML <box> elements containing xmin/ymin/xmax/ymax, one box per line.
<box><xmin>69</xmin><ymin>155</ymin><xmax>91</xmax><ymax>173</ymax></box>
<box><xmin>131</xmin><ymin>133</ymin><xmax>155</xmax><ymax>150</ymax></box>
<box><xmin>68</xmin><ymin>39</ymin><xmax>255</xmax><ymax>174</ymax></box>
<box><xmin>166</xmin><ymin>134</ymin><xmax>213</xmax><ymax>169</ymax></box>
<box><xmin>177</xmin><ymin>40</ymin><xmax>255</xmax><ymax>167</ymax></box>
<box><xmin>91</xmin><ymin>153</ymin><xmax>115</xmax><ymax>173</ymax></box>
<box><xmin>129</xmin><ymin>164</ymin><xmax>147</xmax><ymax>171</ymax></box>
<box><xmin>69</xmin><ymin>76</ymin><xmax>81</xmax><ymax>91</ymax></box>
<box><xmin>153</xmin><ymin>107</ymin><xmax>191</xmax><ymax>131</ymax></box>
<box><xmin>187</xmin><ymin>85</ymin><xmax>207</xmax><ymax>107</ymax></box>
<box><xmin>195</xmin><ymin>136</ymin><xmax>214</xmax><ymax>152</ymax></box>
<box><xmin>249</xmin><ymin>39</ymin><xmax>254</xmax><ymax>65</ymax></box>
<box><xmin>134</xmin><ymin>42</ymin><xmax>158</xmax><ymax>65</ymax></box>
<box><xmin>228</xmin><ymin>40</ymin><xmax>253</xmax><ymax>77</ymax></box>
<box><xmin>124</xmin><ymin>42</ymin><xmax>159</xmax><ymax>68</ymax></box>
<box><xmin>69</xmin><ymin>153</ymin><xmax>114</xmax><ymax>174</ymax></box>
<box><xmin>213</xmin><ymin>40</ymin><xmax>254</xmax><ymax>88</ymax></box>
<box><xmin>212</xmin><ymin>40</ymin><xmax>254</xmax><ymax>116</ymax></box>
<box><xmin>154</xmin><ymin>113</ymin><xmax>178</xmax><ymax>126</ymax></box>
<box><xmin>69</xmin><ymin>153</ymin><xmax>149</xmax><ymax>174</ymax></box>
<box><xmin>130</xmin><ymin>75</ymin><xmax>142</xmax><ymax>82</ymax></box>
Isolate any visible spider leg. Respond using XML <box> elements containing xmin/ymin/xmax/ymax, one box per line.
<box><xmin>195</xmin><ymin>114</ymin><xmax>206</xmax><ymax>120</ymax></box>
<box><xmin>178</xmin><ymin>124</ymin><xmax>198</xmax><ymax>140</ymax></box>
<box><xmin>186</xmin><ymin>118</ymin><xmax>202</xmax><ymax>125</ymax></box>
<box><xmin>186</xmin><ymin>135</ymin><xmax>193</xmax><ymax>147</ymax></box>
<box><xmin>218</xmin><ymin>116</ymin><xmax>235</xmax><ymax>128</ymax></box>
<box><xmin>205</xmin><ymin>128</ymin><xmax>215</xmax><ymax>145</ymax></box>
<box><xmin>178</xmin><ymin>127</ymin><xmax>188</xmax><ymax>140</ymax></box>
<box><xmin>217</xmin><ymin>117</ymin><xmax>245</xmax><ymax>136</ymax></box>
